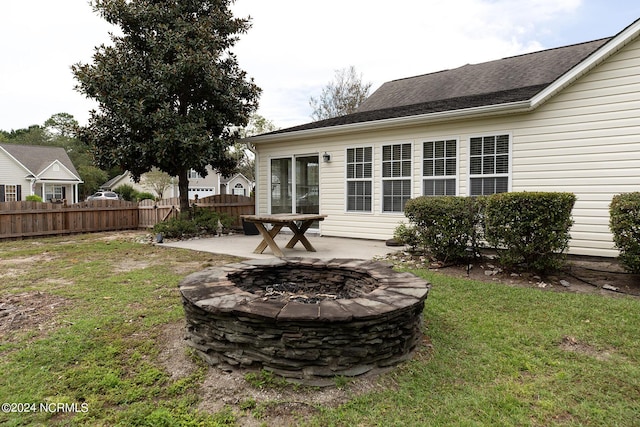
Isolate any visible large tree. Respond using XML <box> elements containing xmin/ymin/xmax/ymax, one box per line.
<box><xmin>73</xmin><ymin>0</ymin><xmax>260</xmax><ymax>212</ymax></box>
<box><xmin>309</xmin><ymin>66</ymin><xmax>372</xmax><ymax>121</ymax></box>
<box><xmin>44</xmin><ymin>112</ymin><xmax>79</xmax><ymax>139</ymax></box>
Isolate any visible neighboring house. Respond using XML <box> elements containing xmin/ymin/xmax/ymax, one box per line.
<box><xmin>248</xmin><ymin>17</ymin><xmax>640</xmax><ymax>258</ymax></box>
<box><xmin>186</xmin><ymin>167</ymin><xmax>220</xmax><ymax>199</ymax></box>
<box><xmin>0</xmin><ymin>143</ymin><xmax>83</xmax><ymax>203</ymax></box>
<box><xmin>102</xmin><ymin>168</ymin><xmax>251</xmax><ymax>199</ymax></box>
<box><xmin>221</xmin><ymin>173</ymin><xmax>253</xmax><ymax>196</ymax></box>
<box><xmin>100</xmin><ymin>171</ymin><xmax>144</xmax><ymax>195</ymax></box>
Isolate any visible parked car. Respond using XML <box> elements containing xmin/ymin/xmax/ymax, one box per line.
<box><xmin>87</xmin><ymin>191</ymin><xmax>119</xmax><ymax>201</ymax></box>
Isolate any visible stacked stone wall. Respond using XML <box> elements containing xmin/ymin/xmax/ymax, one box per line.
<box><xmin>179</xmin><ymin>258</ymin><xmax>431</xmax><ymax>385</ymax></box>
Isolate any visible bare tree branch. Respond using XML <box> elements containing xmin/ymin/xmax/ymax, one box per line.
<box><xmin>309</xmin><ymin>66</ymin><xmax>372</xmax><ymax>121</ymax></box>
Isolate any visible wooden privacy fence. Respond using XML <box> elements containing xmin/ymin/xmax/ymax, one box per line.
<box><xmin>138</xmin><ymin>198</ymin><xmax>181</xmax><ymax>229</ymax></box>
<box><xmin>0</xmin><ymin>195</ymin><xmax>255</xmax><ymax>240</ymax></box>
<box><xmin>138</xmin><ymin>194</ymin><xmax>255</xmax><ymax>229</ymax></box>
<box><xmin>0</xmin><ymin>200</ymin><xmax>139</xmax><ymax>240</ymax></box>
<box><xmin>195</xmin><ymin>194</ymin><xmax>255</xmax><ymax>228</ymax></box>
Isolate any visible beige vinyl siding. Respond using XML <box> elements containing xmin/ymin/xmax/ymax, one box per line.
<box><xmin>0</xmin><ymin>155</ymin><xmax>29</xmax><ymax>183</ymax></box>
<box><xmin>508</xmin><ymin>38</ymin><xmax>640</xmax><ymax>256</ymax></box>
<box><xmin>256</xmin><ymin>133</ymin><xmax>413</xmax><ymax>240</ymax></box>
<box><xmin>0</xmin><ymin>151</ymin><xmax>31</xmax><ymax>200</ymax></box>
<box><xmin>254</xmin><ymin>37</ymin><xmax>640</xmax><ymax>256</ymax></box>
<box><xmin>40</xmin><ymin>162</ymin><xmax>78</xmax><ymax>181</ymax></box>
<box><xmin>189</xmin><ymin>166</ymin><xmax>221</xmax><ymax>189</ymax></box>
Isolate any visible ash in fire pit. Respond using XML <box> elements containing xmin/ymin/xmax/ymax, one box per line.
<box><xmin>235</xmin><ymin>264</ymin><xmax>380</xmax><ymax>304</ymax></box>
<box><xmin>262</xmin><ymin>282</ymin><xmax>350</xmax><ymax>304</ymax></box>
<box><xmin>179</xmin><ymin>258</ymin><xmax>430</xmax><ymax>386</ymax></box>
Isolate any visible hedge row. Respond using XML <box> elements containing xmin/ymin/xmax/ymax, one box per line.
<box><xmin>609</xmin><ymin>192</ymin><xmax>640</xmax><ymax>273</ymax></box>
<box><xmin>396</xmin><ymin>192</ymin><xmax>576</xmax><ymax>272</ymax></box>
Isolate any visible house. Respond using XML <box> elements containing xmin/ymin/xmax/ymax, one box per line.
<box><xmin>0</xmin><ymin>143</ymin><xmax>83</xmax><ymax>203</ymax></box>
<box><xmin>102</xmin><ymin>168</ymin><xmax>252</xmax><ymax>199</ymax></box>
<box><xmin>248</xmin><ymin>17</ymin><xmax>640</xmax><ymax>258</ymax></box>
<box><xmin>101</xmin><ymin>170</ymin><xmax>182</xmax><ymax>199</ymax></box>
<box><xmin>220</xmin><ymin>173</ymin><xmax>253</xmax><ymax>196</ymax></box>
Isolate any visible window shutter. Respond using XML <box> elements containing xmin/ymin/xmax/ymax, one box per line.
<box><xmin>0</xmin><ymin>185</ymin><xmax>4</xmax><ymax>202</ymax></box>
<box><xmin>16</xmin><ymin>185</ymin><xmax>21</xmax><ymax>201</ymax></box>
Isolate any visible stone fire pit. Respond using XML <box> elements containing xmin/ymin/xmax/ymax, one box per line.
<box><xmin>179</xmin><ymin>258</ymin><xmax>430</xmax><ymax>385</ymax></box>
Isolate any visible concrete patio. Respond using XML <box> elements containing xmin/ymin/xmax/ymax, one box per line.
<box><xmin>160</xmin><ymin>233</ymin><xmax>404</xmax><ymax>260</ymax></box>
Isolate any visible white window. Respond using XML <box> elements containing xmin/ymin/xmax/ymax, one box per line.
<box><xmin>382</xmin><ymin>143</ymin><xmax>412</xmax><ymax>212</ymax></box>
<box><xmin>423</xmin><ymin>139</ymin><xmax>457</xmax><ymax>196</ymax></box>
<box><xmin>5</xmin><ymin>185</ymin><xmax>18</xmax><ymax>202</ymax></box>
<box><xmin>469</xmin><ymin>134</ymin><xmax>510</xmax><ymax>196</ymax></box>
<box><xmin>45</xmin><ymin>185</ymin><xmax>63</xmax><ymax>202</ymax></box>
<box><xmin>346</xmin><ymin>147</ymin><xmax>373</xmax><ymax>212</ymax></box>
<box><xmin>233</xmin><ymin>183</ymin><xmax>245</xmax><ymax>196</ymax></box>
<box><xmin>189</xmin><ymin>169</ymin><xmax>203</xmax><ymax>179</ymax></box>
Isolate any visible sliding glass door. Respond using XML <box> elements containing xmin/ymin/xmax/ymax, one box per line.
<box><xmin>270</xmin><ymin>155</ymin><xmax>320</xmax><ymax>217</ymax></box>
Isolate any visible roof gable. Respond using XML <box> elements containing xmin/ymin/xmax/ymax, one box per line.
<box><xmin>221</xmin><ymin>173</ymin><xmax>252</xmax><ymax>185</ymax></box>
<box><xmin>0</xmin><ymin>143</ymin><xmax>81</xmax><ymax>179</ymax></box>
<box><xmin>101</xmin><ymin>171</ymin><xmax>132</xmax><ymax>189</ymax></box>
<box><xmin>38</xmin><ymin>160</ymin><xmax>82</xmax><ymax>182</ymax></box>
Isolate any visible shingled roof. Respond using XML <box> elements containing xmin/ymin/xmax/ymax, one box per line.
<box><xmin>264</xmin><ymin>37</ymin><xmax>612</xmax><ymax>136</ymax></box>
<box><xmin>0</xmin><ymin>143</ymin><xmax>81</xmax><ymax>179</ymax></box>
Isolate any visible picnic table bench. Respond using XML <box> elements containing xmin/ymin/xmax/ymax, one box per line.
<box><xmin>240</xmin><ymin>213</ymin><xmax>327</xmax><ymax>257</ymax></box>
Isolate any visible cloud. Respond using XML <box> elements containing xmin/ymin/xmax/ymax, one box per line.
<box><xmin>2</xmin><ymin>0</ymin><xmax>631</xmax><ymax>132</ymax></box>
<box><xmin>0</xmin><ymin>1</ymin><xmax>114</xmax><ymax>130</ymax></box>
<box><xmin>231</xmin><ymin>0</ymin><xmax>585</xmax><ymax>128</ymax></box>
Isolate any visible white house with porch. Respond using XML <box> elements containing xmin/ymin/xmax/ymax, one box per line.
<box><xmin>0</xmin><ymin>143</ymin><xmax>83</xmax><ymax>203</ymax></box>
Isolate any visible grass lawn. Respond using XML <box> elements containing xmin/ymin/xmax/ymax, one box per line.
<box><xmin>1</xmin><ymin>232</ymin><xmax>639</xmax><ymax>426</ymax></box>
<box><xmin>311</xmin><ymin>269</ymin><xmax>640</xmax><ymax>426</ymax></box>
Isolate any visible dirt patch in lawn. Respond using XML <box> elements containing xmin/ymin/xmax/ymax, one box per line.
<box><xmin>158</xmin><ymin>320</ymin><xmax>387</xmax><ymax>427</ymax></box>
<box><xmin>559</xmin><ymin>335</ymin><xmax>613</xmax><ymax>361</ymax></box>
<box><xmin>0</xmin><ymin>253</ymin><xmax>57</xmax><ymax>280</ymax></box>
<box><xmin>0</xmin><ymin>291</ymin><xmax>70</xmax><ymax>343</ymax></box>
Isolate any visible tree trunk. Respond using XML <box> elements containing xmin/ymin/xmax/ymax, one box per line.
<box><xmin>178</xmin><ymin>168</ymin><xmax>190</xmax><ymax>216</ymax></box>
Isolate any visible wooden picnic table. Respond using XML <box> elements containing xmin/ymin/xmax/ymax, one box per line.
<box><xmin>240</xmin><ymin>213</ymin><xmax>327</xmax><ymax>257</ymax></box>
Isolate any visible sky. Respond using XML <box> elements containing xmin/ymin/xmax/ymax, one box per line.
<box><xmin>1</xmin><ymin>0</ymin><xmax>639</xmax><ymax>132</ymax></box>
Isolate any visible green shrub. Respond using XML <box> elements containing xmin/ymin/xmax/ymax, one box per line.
<box><xmin>135</xmin><ymin>192</ymin><xmax>156</xmax><ymax>202</ymax></box>
<box><xmin>153</xmin><ymin>216</ymin><xmax>198</xmax><ymax>239</ymax></box>
<box><xmin>114</xmin><ymin>184</ymin><xmax>138</xmax><ymax>201</ymax></box>
<box><xmin>25</xmin><ymin>195</ymin><xmax>43</xmax><ymax>202</ymax></box>
<box><xmin>609</xmin><ymin>192</ymin><xmax>640</xmax><ymax>273</ymax></box>
<box><xmin>153</xmin><ymin>208</ymin><xmax>233</xmax><ymax>239</ymax></box>
<box><xmin>393</xmin><ymin>223</ymin><xmax>422</xmax><ymax>252</ymax></box>
<box><xmin>483</xmin><ymin>192</ymin><xmax>576</xmax><ymax>272</ymax></box>
<box><xmin>191</xmin><ymin>207</ymin><xmax>234</xmax><ymax>231</ymax></box>
<box><xmin>398</xmin><ymin>196</ymin><xmax>484</xmax><ymax>263</ymax></box>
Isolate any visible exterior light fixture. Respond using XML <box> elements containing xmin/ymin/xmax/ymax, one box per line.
<box><xmin>322</xmin><ymin>152</ymin><xmax>331</xmax><ymax>163</ymax></box>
